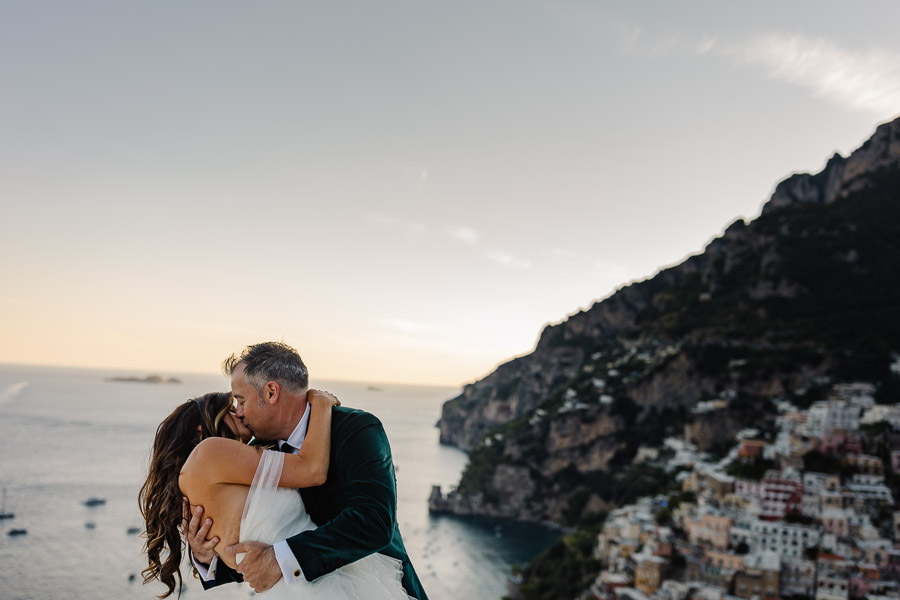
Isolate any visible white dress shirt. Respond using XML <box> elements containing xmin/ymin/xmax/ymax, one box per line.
<box><xmin>272</xmin><ymin>404</ymin><xmax>311</xmax><ymax>585</ymax></box>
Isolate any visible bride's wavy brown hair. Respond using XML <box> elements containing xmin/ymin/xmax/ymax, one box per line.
<box><xmin>139</xmin><ymin>392</ymin><xmax>237</xmax><ymax>598</ymax></box>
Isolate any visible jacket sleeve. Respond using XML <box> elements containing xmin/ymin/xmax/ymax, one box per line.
<box><xmin>285</xmin><ymin>411</ymin><xmax>398</xmax><ymax>580</ymax></box>
<box><xmin>199</xmin><ymin>562</ymin><xmax>243</xmax><ymax>590</ymax></box>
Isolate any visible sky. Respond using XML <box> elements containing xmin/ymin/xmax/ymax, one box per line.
<box><xmin>2</xmin><ymin>1</ymin><xmax>899</xmax><ymax>387</ymax></box>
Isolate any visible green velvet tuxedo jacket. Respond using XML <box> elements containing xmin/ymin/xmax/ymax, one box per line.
<box><xmin>205</xmin><ymin>406</ymin><xmax>427</xmax><ymax>599</ymax></box>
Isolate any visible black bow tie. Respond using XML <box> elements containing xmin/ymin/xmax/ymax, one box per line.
<box><xmin>279</xmin><ymin>442</ymin><xmax>297</xmax><ymax>454</ymax></box>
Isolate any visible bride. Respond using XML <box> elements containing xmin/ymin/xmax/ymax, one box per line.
<box><xmin>139</xmin><ymin>390</ymin><xmax>411</xmax><ymax>599</ymax></box>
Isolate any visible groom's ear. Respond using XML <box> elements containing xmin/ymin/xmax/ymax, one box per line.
<box><xmin>264</xmin><ymin>381</ymin><xmax>280</xmax><ymax>404</ymax></box>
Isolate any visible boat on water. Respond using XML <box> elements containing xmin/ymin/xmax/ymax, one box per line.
<box><xmin>8</xmin><ymin>528</ymin><xmax>27</xmax><ymax>536</ymax></box>
<box><xmin>0</xmin><ymin>488</ymin><xmax>14</xmax><ymax>520</ymax></box>
<box><xmin>83</xmin><ymin>497</ymin><xmax>107</xmax><ymax>507</ymax></box>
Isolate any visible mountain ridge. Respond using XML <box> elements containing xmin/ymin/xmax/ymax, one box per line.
<box><xmin>431</xmin><ymin>116</ymin><xmax>900</xmax><ymax>526</ymax></box>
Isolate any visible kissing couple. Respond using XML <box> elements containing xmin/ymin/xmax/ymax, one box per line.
<box><xmin>139</xmin><ymin>341</ymin><xmax>428</xmax><ymax>599</ymax></box>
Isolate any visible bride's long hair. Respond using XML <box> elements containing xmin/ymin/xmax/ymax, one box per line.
<box><xmin>139</xmin><ymin>392</ymin><xmax>237</xmax><ymax>598</ymax></box>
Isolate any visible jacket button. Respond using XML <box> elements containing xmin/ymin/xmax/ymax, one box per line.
<box><xmin>293</xmin><ymin>569</ymin><xmax>301</xmax><ymax>578</ymax></box>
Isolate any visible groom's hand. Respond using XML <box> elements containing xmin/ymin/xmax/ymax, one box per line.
<box><xmin>182</xmin><ymin>498</ymin><xmax>218</xmax><ymax>565</ymax></box>
<box><xmin>227</xmin><ymin>541</ymin><xmax>281</xmax><ymax>592</ymax></box>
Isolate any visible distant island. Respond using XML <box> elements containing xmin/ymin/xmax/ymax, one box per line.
<box><xmin>105</xmin><ymin>375</ymin><xmax>182</xmax><ymax>384</ymax></box>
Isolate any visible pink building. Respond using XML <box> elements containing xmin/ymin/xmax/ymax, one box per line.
<box><xmin>686</xmin><ymin>513</ymin><xmax>732</xmax><ymax>550</ymax></box>
<box><xmin>849</xmin><ymin>575</ymin><xmax>870</xmax><ymax>599</ymax></box>
<box><xmin>704</xmin><ymin>549</ymin><xmax>745</xmax><ymax>572</ymax></box>
<box><xmin>819</xmin><ymin>430</ymin><xmax>862</xmax><ymax>454</ymax></box>
<box><xmin>821</xmin><ymin>509</ymin><xmax>850</xmax><ymax>537</ymax></box>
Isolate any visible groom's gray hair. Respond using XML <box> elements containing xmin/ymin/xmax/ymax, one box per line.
<box><xmin>223</xmin><ymin>341</ymin><xmax>309</xmax><ymax>393</ymax></box>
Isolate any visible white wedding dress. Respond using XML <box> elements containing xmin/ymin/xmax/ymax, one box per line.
<box><xmin>236</xmin><ymin>450</ymin><xmax>412</xmax><ymax>599</ymax></box>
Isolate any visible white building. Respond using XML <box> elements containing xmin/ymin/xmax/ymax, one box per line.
<box><xmin>850</xmin><ymin>473</ymin><xmax>885</xmax><ymax>486</ymax></box>
<box><xmin>805</xmin><ymin>399</ymin><xmax>861</xmax><ymax>437</ymax></box>
<box><xmin>830</xmin><ymin>382</ymin><xmax>876</xmax><ymax>408</ymax></box>
<box><xmin>664</xmin><ymin>437</ymin><xmax>705</xmax><ymax>473</ymax></box>
<box><xmin>653</xmin><ymin>580</ymin><xmax>690</xmax><ymax>600</ymax></box>
<box><xmin>816</xmin><ymin>557</ymin><xmax>851</xmax><ymax>600</ymax></box>
<box><xmin>819</xmin><ymin>532</ymin><xmax>855</xmax><ymax>560</ymax></box>
<box><xmin>771</xmin><ymin>429</ymin><xmax>793</xmax><ymax>460</ymax></box>
<box><xmin>750</xmin><ymin>520</ymin><xmax>820</xmax><ymax>558</ymax></box>
<box><xmin>729</xmin><ymin>512</ymin><xmax>757</xmax><ymax>551</ymax></box>
<box><xmin>780</xmin><ymin>556</ymin><xmax>815</xmax><ymax>598</ymax></box>
<box><xmin>801</xmin><ymin>493</ymin><xmax>821</xmax><ymax>519</ymax></box>
<box><xmin>817</xmin><ymin>574</ymin><xmax>848</xmax><ymax>600</ymax></box>
<box><xmin>847</xmin><ymin>481</ymin><xmax>894</xmax><ymax>506</ymax></box>
<box><xmin>861</xmin><ymin>404</ymin><xmax>900</xmax><ymax>428</ymax></box>
<box><xmin>802</xmin><ymin>472</ymin><xmax>841</xmax><ymax>518</ymax></box>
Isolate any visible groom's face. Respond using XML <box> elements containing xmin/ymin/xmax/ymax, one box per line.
<box><xmin>231</xmin><ymin>363</ymin><xmax>276</xmax><ymax>439</ymax></box>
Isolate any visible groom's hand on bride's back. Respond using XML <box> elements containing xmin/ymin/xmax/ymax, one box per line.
<box><xmin>182</xmin><ymin>497</ymin><xmax>219</xmax><ymax>565</ymax></box>
<box><xmin>227</xmin><ymin>541</ymin><xmax>281</xmax><ymax>592</ymax></box>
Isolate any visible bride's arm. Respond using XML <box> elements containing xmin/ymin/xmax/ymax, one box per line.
<box><xmin>283</xmin><ymin>389</ymin><xmax>338</xmax><ymax>487</ymax></box>
<box><xmin>180</xmin><ymin>390</ymin><xmax>338</xmax><ymax>489</ymax></box>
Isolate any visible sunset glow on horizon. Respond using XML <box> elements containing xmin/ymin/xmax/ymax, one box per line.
<box><xmin>2</xmin><ymin>1</ymin><xmax>899</xmax><ymax>386</ymax></box>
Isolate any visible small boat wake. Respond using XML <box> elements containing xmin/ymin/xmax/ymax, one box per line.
<box><xmin>0</xmin><ymin>381</ymin><xmax>29</xmax><ymax>406</ymax></box>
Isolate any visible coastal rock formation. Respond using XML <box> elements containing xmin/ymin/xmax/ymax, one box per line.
<box><xmin>764</xmin><ymin>118</ymin><xmax>900</xmax><ymax>214</ymax></box>
<box><xmin>439</xmin><ymin>280</ymin><xmax>655</xmax><ymax>452</ymax></box>
<box><xmin>432</xmin><ymin>117</ymin><xmax>900</xmax><ymax>527</ymax></box>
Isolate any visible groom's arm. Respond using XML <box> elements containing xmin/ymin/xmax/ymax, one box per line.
<box><xmin>285</xmin><ymin>410</ymin><xmax>398</xmax><ymax>581</ymax></box>
<box><xmin>199</xmin><ymin>562</ymin><xmax>243</xmax><ymax>589</ymax></box>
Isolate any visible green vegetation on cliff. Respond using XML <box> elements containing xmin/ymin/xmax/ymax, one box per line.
<box><xmin>517</xmin><ymin>528</ymin><xmax>602</xmax><ymax>600</ymax></box>
<box><xmin>436</xmin><ymin>119</ymin><xmax>900</xmax><ymax>599</ymax></box>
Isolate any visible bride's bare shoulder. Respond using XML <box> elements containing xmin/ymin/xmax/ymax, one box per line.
<box><xmin>180</xmin><ymin>438</ymin><xmax>260</xmax><ymax>484</ymax></box>
<box><xmin>179</xmin><ymin>438</ymin><xmax>272</xmax><ymax>495</ymax></box>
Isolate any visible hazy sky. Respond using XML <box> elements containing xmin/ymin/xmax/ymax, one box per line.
<box><xmin>2</xmin><ymin>1</ymin><xmax>899</xmax><ymax>386</ymax></box>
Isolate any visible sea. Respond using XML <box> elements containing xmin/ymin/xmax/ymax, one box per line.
<box><xmin>0</xmin><ymin>363</ymin><xmax>557</xmax><ymax>600</ymax></box>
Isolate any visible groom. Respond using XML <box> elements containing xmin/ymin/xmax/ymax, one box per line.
<box><xmin>184</xmin><ymin>341</ymin><xmax>428</xmax><ymax>599</ymax></box>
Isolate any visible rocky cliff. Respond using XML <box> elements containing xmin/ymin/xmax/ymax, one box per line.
<box><xmin>431</xmin><ymin>117</ymin><xmax>900</xmax><ymax>526</ymax></box>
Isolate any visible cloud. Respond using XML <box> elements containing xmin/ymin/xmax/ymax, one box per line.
<box><xmin>546</xmin><ymin>247</ymin><xmax>586</xmax><ymax>260</ymax></box>
<box><xmin>487</xmin><ymin>250</ymin><xmax>532</xmax><ymax>270</ymax></box>
<box><xmin>621</xmin><ymin>24</ymin><xmax>900</xmax><ymax>116</ymax></box>
<box><xmin>377</xmin><ymin>318</ymin><xmax>434</xmax><ymax>334</ymax></box>
<box><xmin>726</xmin><ymin>33</ymin><xmax>900</xmax><ymax>115</ymax></box>
<box><xmin>614</xmin><ymin>23</ymin><xmax>717</xmax><ymax>58</ymax></box>
<box><xmin>371</xmin><ymin>318</ymin><xmax>466</xmax><ymax>354</ymax></box>
<box><xmin>365</xmin><ymin>213</ymin><xmax>427</xmax><ymax>237</ymax></box>
<box><xmin>447</xmin><ymin>225</ymin><xmax>480</xmax><ymax>246</ymax></box>
<box><xmin>446</xmin><ymin>225</ymin><xmax>533</xmax><ymax>269</ymax></box>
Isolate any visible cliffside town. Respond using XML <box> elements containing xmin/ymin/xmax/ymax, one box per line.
<box><xmin>533</xmin><ymin>377</ymin><xmax>900</xmax><ymax>600</ymax></box>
